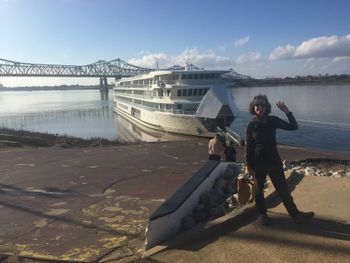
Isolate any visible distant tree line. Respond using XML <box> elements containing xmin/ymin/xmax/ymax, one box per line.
<box><xmin>0</xmin><ymin>83</ymin><xmax>114</xmax><ymax>91</ymax></box>
<box><xmin>234</xmin><ymin>73</ymin><xmax>350</xmax><ymax>87</ymax></box>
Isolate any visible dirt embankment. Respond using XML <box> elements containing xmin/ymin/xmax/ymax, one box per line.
<box><xmin>0</xmin><ymin>128</ymin><xmax>126</xmax><ymax>149</ymax></box>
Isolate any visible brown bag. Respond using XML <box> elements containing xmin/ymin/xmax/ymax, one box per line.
<box><xmin>237</xmin><ymin>177</ymin><xmax>255</xmax><ymax>204</ymax></box>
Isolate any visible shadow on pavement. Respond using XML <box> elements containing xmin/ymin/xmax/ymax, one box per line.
<box><xmin>166</xmin><ymin>213</ymin><xmax>350</xmax><ymax>257</ymax></box>
<box><xmin>267</xmin><ymin>212</ymin><xmax>350</xmax><ymax>242</ymax></box>
<box><xmin>266</xmin><ymin>170</ymin><xmax>305</xmax><ymax>209</ymax></box>
<box><xmin>153</xmin><ymin>170</ymin><xmax>348</xmax><ymax>254</ymax></box>
<box><xmin>224</xmin><ymin>215</ymin><xmax>350</xmax><ymax>256</ymax></box>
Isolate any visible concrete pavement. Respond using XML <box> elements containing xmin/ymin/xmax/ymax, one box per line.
<box><xmin>148</xmin><ymin>170</ymin><xmax>350</xmax><ymax>263</ymax></box>
<box><xmin>0</xmin><ymin>141</ymin><xmax>349</xmax><ymax>262</ymax></box>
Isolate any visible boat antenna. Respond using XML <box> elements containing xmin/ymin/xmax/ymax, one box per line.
<box><xmin>156</xmin><ymin>60</ymin><xmax>159</xmax><ymax>70</ymax></box>
<box><xmin>184</xmin><ymin>58</ymin><xmax>190</xmax><ymax>71</ymax></box>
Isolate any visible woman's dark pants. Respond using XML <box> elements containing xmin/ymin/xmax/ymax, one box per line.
<box><xmin>254</xmin><ymin>166</ymin><xmax>299</xmax><ymax>217</ymax></box>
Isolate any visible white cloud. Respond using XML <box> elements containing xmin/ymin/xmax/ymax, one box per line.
<box><xmin>269</xmin><ymin>34</ymin><xmax>350</xmax><ymax>61</ymax></box>
<box><xmin>176</xmin><ymin>48</ymin><xmax>232</xmax><ymax>68</ymax></box>
<box><xmin>333</xmin><ymin>56</ymin><xmax>350</xmax><ymax>62</ymax></box>
<box><xmin>235</xmin><ymin>52</ymin><xmax>263</xmax><ymax>64</ymax></box>
<box><xmin>269</xmin><ymin>44</ymin><xmax>296</xmax><ymax>61</ymax></box>
<box><xmin>128</xmin><ymin>48</ymin><xmax>233</xmax><ymax>69</ymax></box>
<box><xmin>128</xmin><ymin>53</ymin><xmax>168</xmax><ymax>68</ymax></box>
<box><xmin>127</xmin><ymin>45</ymin><xmax>349</xmax><ymax>79</ymax></box>
<box><xmin>234</xmin><ymin>36</ymin><xmax>250</xmax><ymax>48</ymax></box>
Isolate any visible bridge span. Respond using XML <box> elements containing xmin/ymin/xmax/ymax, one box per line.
<box><xmin>0</xmin><ymin>58</ymin><xmax>156</xmax><ymax>100</ymax></box>
<box><xmin>0</xmin><ymin>58</ymin><xmax>251</xmax><ymax>100</ymax></box>
<box><xmin>0</xmin><ymin>58</ymin><xmax>153</xmax><ymax>78</ymax></box>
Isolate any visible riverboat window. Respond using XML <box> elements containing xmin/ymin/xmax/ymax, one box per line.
<box><xmin>119</xmin><ymin>103</ymin><xmax>128</xmax><ymax>110</ymax></box>
<box><xmin>193</xmin><ymin>89</ymin><xmax>198</xmax><ymax>96</ymax></box>
<box><xmin>166</xmin><ymin>104</ymin><xmax>173</xmax><ymax>110</ymax></box>
<box><xmin>177</xmin><ymin>104</ymin><xmax>182</xmax><ymax>109</ymax></box>
<box><xmin>193</xmin><ymin>74</ymin><xmax>198</xmax><ymax>79</ymax></box>
<box><xmin>117</xmin><ymin>96</ymin><xmax>132</xmax><ymax>102</ymax></box>
<box><xmin>187</xmin><ymin>74</ymin><xmax>193</xmax><ymax>79</ymax></box>
<box><xmin>160</xmin><ymin>104</ymin><xmax>166</xmax><ymax>110</ymax></box>
<box><xmin>210</xmin><ymin>73</ymin><xmax>215</xmax><ymax>79</ymax></box>
<box><xmin>177</xmin><ymin>89</ymin><xmax>182</xmax><ymax>96</ymax></box>
<box><xmin>143</xmin><ymin>101</ymin><xmax>152</xmax><ymax>108</ymax></box>
<box><xmin>134</xmin><ymin>99</ymin><xmax>141</xmax><ymax>104</ymax></box>
<box><xmin>188</xmin><ymin>89</ymin><xmax>193</xmax><ymax>96</ymax></box>
<box><xmin>199</xmin><ymin>73</ymin><xmax>204</xmax><ymax>79</ymax></box>
<box><xmin>173</xmin><ymin>74</ymin><xmax>179</xmax><ymax>80</ymax></box>
<box><xmin>198</xmin><ymin>89</ymin><xmax>203</xmax><ymax>96</ymax></box>
<box><xmin>205</xmin><ymin>73</ymin><xmax>210</xmax><ymax>79</ymax></box>
<box><xmin>183</xmin><ymin>89</ymin><xmax>187</xmax><ymax>96</ymax></box>
<box><xmin>203</xmin><ymin>88</ymin><xmax>208</xmax><ymax>95</ymax></box>
<box><xmin>182</xmin><ymin>74</ymin><xmax>187</xmax><ymax>80</ymax></box>
<box><xmin>134</xmin><ymin>90</ymin><xmax>144</xmax><ymax>95</ymax></box>
<box><xmin>119</xmin><ymin>90</ymin><xmax>131</xmax><ymax>94</ymax></box>
<box><xmin>131</xmin><ymin>108</ymin><xmax>141</xmax><ymax>119</ymax></box>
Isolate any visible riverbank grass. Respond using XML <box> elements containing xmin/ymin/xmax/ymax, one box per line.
<box><xmin>0</xmin><ymin>128</ymin><xmax>124</xmax><ymax>149</ymax></box>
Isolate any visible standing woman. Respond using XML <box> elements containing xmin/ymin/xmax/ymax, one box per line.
<box><xmin>245</xmin><ymin>94</ymin><xmax>314</xmax><ymax>225</ymax></box>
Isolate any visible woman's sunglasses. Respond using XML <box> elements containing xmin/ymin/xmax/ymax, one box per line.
<box><xmin>255</xmin><ymin>104</ymin><xmax>266</xmax><ymax>108</ymax></box>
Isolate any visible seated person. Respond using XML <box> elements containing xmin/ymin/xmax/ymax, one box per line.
<box><xmin>224</xmin><ymin>141</ymin><xmax>236</xmax><ymax>162</ymax></box>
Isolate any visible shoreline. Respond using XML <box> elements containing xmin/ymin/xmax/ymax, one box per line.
<box><xmin>1</xmin><ymin>128</ymin><xmax>349</xmax><ymax>165</ymax></box>
<box><xmin>1</xmin><ymin>78</ymin><xmax>350</xmax><ymax>91</ymax></box>
<box><xmin>232</xmin><ymin>77</ymin><xmax>350</xmax><ymax>87</ymax></box>
<box><xmin>0</xmin><ymin>127</ymin><xmax>126</xmax><ymax>149</ymax></box>
<box><xmin>1</xmin><ymin>127</ymin><xmax>349</xmax><ymax>155</ymax></box>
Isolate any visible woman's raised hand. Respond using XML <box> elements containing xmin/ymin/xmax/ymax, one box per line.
<box><xmin>276</xmin><ymin>101</ymin><xmax>290</xmax><ymax>114</ymax></box>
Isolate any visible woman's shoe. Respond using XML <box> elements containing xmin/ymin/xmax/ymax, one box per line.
<box><xmin>259</xmin><ymin>213</ymin><xmax>271</xmax><ymax>226</ymax></box>
<box><xmin>293</xmin><ymin>211</ymin><xmax>315</xmax><ymax>224</ymax></box>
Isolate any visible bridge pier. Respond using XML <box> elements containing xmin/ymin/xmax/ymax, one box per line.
<box><xmin>99</xmin><ymin>77</ymin><xmax>109</xmax><ymax>100</ymax></box>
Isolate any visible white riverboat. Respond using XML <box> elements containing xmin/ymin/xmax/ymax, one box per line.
<box><xmin>113</xmin><ymin>67</ymin><xmax>239</xmax><ymax>137</ymax></box>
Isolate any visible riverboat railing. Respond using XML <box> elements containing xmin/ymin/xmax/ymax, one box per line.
<box><xmin>115</xmin><ymin>97</ymin><xmax>196</xmax><ymax>115</ymax></box>
<box><xmin>217</xmin><ymin>126</ymin><xmax>242</xmax><ymax>146</ymax></box>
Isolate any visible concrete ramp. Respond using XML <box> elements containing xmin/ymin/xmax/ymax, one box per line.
<box><xmin>145</xmin><ymin>161</ymin><xmax>240</xmax><ymax>249</ymax></box>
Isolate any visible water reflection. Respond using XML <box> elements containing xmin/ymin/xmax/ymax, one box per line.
<box><xmin>0</xmin><ymin>106</ymin><xmax>117</xmax><ymax>139</ymax></box>
<box><xmin>115</xmin><ymin>114</ymin><xmax>194</xmax><ymax>142</ymax></box>
<box><xmin>0</xmin><ymin>86</ymin><xmax>349</xmax><ymax>153</ymax></box>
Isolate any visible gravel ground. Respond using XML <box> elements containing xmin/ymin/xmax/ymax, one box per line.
<box><xmin>289</xmin><ymin>159</ymin><xmax>350</xmax><ymax>177</ymax></box>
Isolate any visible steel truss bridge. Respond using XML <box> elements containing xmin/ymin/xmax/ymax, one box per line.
<box><xmin>0</xmin><ymin>58</ymin><xmax>251</xmax><ymax>79</ymax></box>
<box><xmin>0</xmin><ymin>58</ymin><xmax>153</xmax><ymax>78</ymax></box>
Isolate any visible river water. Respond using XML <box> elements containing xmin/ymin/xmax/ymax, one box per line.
<box><xmin>0</xmin><ymin>85</ymin><xmax>349</xmax><ymax>153</ymax></box>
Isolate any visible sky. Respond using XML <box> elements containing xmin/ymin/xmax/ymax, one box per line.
<box><xmin>0</xmin><ymin>0</ymin><xmax>349</xmax><ymax>86</ymax></box>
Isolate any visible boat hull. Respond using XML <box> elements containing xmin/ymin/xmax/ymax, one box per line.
<box><xmin>114</xmin><ymin>103</ymin><xmax>215</xmax><ymax>138</ymax></box>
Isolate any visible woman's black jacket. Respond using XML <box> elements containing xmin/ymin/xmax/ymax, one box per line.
<box><xmin>245</xmin><ymin>112</ymin><xmax>298</xmax><ymax>169</ymax></box>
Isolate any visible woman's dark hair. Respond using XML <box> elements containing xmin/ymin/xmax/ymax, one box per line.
<box><xmin>249</xmin><ymin>94</ymin><xmax>271</xmax><ymax>115</ymax></box>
